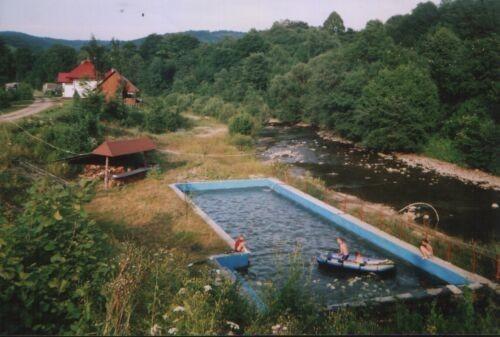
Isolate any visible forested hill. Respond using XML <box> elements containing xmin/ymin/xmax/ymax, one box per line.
<box><xmin>1</xmin><ymin>0</ymin><xmax>498</xmax><ymax>174</ymax></box>
<box><xmin>0</xmin><ymin>30</ymin><xmax>245</xmax><ymax>50</ymax></box>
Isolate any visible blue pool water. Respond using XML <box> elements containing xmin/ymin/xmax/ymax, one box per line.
<box><xmin>190</xmin><ymin>186</ymin><xmax>445</xmax><ymax>305</ymax></box>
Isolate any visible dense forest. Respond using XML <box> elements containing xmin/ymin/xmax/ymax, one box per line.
<box><xmin>0</xmin><ymin>0</ymin><xmax>498</xmax><ymax>173</ymax></box>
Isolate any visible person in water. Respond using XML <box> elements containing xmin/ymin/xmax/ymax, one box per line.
<box><xmin>336</xmin><ymin>237</ymin><xmax>349</xmax><ymax>261</ymax></box>
<box><xmin>419</xmin><ymin>237</ymin><xmax>434</xmax><ymax>259</ymax></box>
<box><xmin>234</xmin><ymin>235</ymin><xmax>246</xmax><ymax>253</ymax></box>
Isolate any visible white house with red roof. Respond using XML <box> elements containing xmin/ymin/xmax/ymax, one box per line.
<box><xmin>57</xmin><ymin>59</ymin><xmax>98</xmax><ymax>98</ymax></box>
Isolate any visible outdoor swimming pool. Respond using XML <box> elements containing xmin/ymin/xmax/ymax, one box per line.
<box><xmin>191</xmin><ymin>186</ymin><xmax>445</xmax><ymax>304</ymax></box>
<box><xmin>172</xmin><ymin>179</ymin><xmax>476</xmax><ymax>307</ymax></box>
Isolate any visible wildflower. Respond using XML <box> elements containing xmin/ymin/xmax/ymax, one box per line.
<box><xmin>203</xmin><ymin>285</ymin><xmax>212</xmax><ymax>292</ymax></box>
<box><xmin>178</xmin><ymin>287</ymin><xmax>187</xmax><ymax>295</ymax></box>
<box><xmin>150</xmin><ymin>323</ymin><xmax>161</xmax><ymax>336</ymax></box>
<box><xmin>168</xmin><ymin>327</ymin><xmax>178</xmax><ymax>334</ymax></box>
<box><xmin>226</xmin><ymin>321</ymin><xmax>240</xmax><ymax>330</ymax></box>
<box><xmin>271</xmin><ymin>324</ymin><xmax>287</xmax><ymax>334</ymax></box>
<box><xmin>173</xmin><ymin>306</ymin><xmax>185</xmax><ymax>312</ymax></box>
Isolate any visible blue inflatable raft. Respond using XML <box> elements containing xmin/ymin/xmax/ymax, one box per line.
<box><xmin>317</xmin><ymin>253</ymin><xmax>395</xmax><ymax>273</ymax></box>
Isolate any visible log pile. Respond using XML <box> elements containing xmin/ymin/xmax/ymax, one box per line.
<box><xmin>79</xmin><ymin>164</ymin><xmax>126</xmax><ymax>180</ymax></box>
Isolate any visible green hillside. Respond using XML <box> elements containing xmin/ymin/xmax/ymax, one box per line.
<box><xmin>0</xmin><ymin>30</ymin><xmax>245</xmax><ymax>50</ymax></box>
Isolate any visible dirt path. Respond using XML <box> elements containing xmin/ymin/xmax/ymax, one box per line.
<box><xmin>0</xmin><ymin>98</ymin><xmax>57</xmax><ymax>123</ymax></box>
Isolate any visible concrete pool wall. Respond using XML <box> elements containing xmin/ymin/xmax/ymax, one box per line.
<box><xmin>170</xmin><ymin>178</ymin><xmax>493</xmax><ymax>305</ymax></box>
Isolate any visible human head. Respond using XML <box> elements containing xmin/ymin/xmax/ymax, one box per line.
<box><xmin>238</xmin><ymin>235</ymin><xmax>244</xmax><ymax>240</ymax></box>
<box><xmin>355</xmin><ymin>251</ymin><xmax>361</xmax><ymax>257</ymax></box>
<box><xmin>336</xmin><ymin>237</ymin><xmax>344</xmax><ymax>244</ymax></box>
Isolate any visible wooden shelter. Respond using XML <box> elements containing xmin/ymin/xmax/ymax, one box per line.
<box><xmin>64</xmin><ymin>137</ymin><xmax>156</xmax><ymax>189</ymax></box>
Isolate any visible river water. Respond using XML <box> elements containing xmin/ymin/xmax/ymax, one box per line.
<box><xmin>257</xmin><ymin>126</ymin><xmax>499</xmax><ymax>244</ymax></box>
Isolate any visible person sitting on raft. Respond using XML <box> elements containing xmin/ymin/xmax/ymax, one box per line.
<box><xmin>234</xmin><ymin>235</ymin><xmax>246</xmax><ymax>253</ymax></box>
<box><xmin>354</xmin><ymin>251</ymin><xmax>364</xmax><ymax>264</ymax></box>
<box><xmin>419</xmin><ymin>237</ymin><xmax>434</xmax><ymax>259</ymax></box>
<box><xmin>336</xmin><ymin>237</ymin><xmax>349</xmax><ymax>261</ymax></box>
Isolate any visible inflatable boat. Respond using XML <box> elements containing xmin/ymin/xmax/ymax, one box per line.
<box><xmin>317</xmin><ymin>253</ymin><xmax>395</xmax><ymax>273</ymax></box>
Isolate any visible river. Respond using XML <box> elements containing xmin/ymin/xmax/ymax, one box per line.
<box><xmin>257</xmin><ymin>125</ymin><xmax>499</xmax><ymax>244</ymax></box>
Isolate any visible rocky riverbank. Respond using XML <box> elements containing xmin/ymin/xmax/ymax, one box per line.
<box><xmin>316</xmin><ymin>128</ymin><xmax>500</xmax><ymax>191</ymax></box>
<box><xmin>395</xmin><ymin>154</ymin><xmax>500</xmax><ymax>191</ymax></box>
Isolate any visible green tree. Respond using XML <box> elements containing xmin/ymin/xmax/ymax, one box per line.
<box><xmin>242</xmin><ymin>52</ymin><xmax>270</xmax><ymax>91</ymax></box>
<box><xmin>139</xmin><ymin>33</ymin><xmax>164</xmax><ymax>61</ymax></box>
<box><xmin>355</xmin><ymin>65</ymin><xmax>440</xmax><ymax>151</ymax></box>
<box><xmin>14</xmin><ymin>48</ymin><xmax>34</xmax><ymax>82</ymax></box>
<box><xmin>445</xmin><ymin>100</ymin><xmax>499</xmax><ymax>171</ymax></box>
<box><xmin>81</xmin><ymin>35</ymin><xmax>107</xmax><ymax>74</ymax></box>
<box><xmin>141</xmin><ymin>57</ymin><xmax>176</xmax><ymax>95</ymax></box>
<box><xmin>0</xmin><ymin>39</ymin><xmax>15</xmax><ymax>84</ymax></box>
<box><xmin>323</xmin><ymin>11</ymin><xmax>345</xmax><ymax>34</ymax></box>
<box><xmin>421</xmin><ymin>27</ymin><xmax>468</xmax><ymax>104</ymax></box>
<box><xmin>268</xmin><ymin>62</ymin><xmax>311</xmax><ymax>123</ymax></box>
<box><xmin>32</xmin><ymin>44</ymin><xmax>77</xmax><ymax>85</ymax></box>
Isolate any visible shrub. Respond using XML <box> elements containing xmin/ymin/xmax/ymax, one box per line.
<box><xmin>0</xmin><ymin>90</ymin><xmax>11</xmax><ymax>109</ymax></box>
<box><xmin>0</xmin><ymin>180</ymin><xmax>115</xmax><ymax>334</ymax></box>
<box><xmin>230</xmin><ymin>134</ymin><xmax>253</xmax><ymax>150</ymax></box>
<box><xmin>143</xmin><ymin>98</ymin><xmax>185</xmax><ymax>134</ymax></box>
<box><xmin>15</xmin><ymin>83</ymin><xmax>34</xmax><ymax>101</ymax></box>
<box><xmin>229</xmin><ymin>113</ymin><xmax>255</xmax><ymax>136</ymax></box>
<box><xmin>102</xmin><ymin>99</ymin><xmax>128</xmax><ymax>121</ymax></box>
<box><xmin>423</xmin><ymin>136</ymin><xmax>464</xmax><ymax>165</ymax></box>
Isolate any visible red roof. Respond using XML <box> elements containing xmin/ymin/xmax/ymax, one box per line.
<box><xmin>57</xmin><ymin>72</ymin><xmax>72</xmax><ymax>83</ymax></box>
<box><xmin>92</xmin><ymin>137</ymin><xmax>156</xmax><ymax>157</ymax></box>
<box><xmin>98</xmin><ymin>68</ymin><xmax>139</xmax><ymax>93</ymax></box>
<box><xmin>57</xmin><ymin>59</ymin><xmax>97</xmax><ymax>83</ymax></box>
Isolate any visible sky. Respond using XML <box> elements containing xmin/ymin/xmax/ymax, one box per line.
<box><xmin>0</xmin><ymin>0</ymin><xmax>440</xmax><ymax>40</ymax></box>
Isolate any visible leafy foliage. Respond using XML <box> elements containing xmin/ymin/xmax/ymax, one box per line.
<box><xmin>228</xmin><ymin>113</ymin><xmax>256</xmax><ymax>136</ymax></box>
<box><xmin>0</xmin><ymin>180</ymin><xmax>114</xmax><ymax>334</ymax></box>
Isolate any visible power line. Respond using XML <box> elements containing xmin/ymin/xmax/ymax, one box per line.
<box><xmin>5</xmin><ymin>119</ymin><xmax>81</xmax><ymax>156</ymax></box>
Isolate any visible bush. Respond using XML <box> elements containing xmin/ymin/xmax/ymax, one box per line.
<box><xmin>0</xmin><ymin>181</ymin><xmax>115</xmax><ymax>334</ymax></box>
<box><xmin>423</xmin><ymin>136</ymin><xmax>464</xmax><ymax>165</ymax></box>
<box><xmin>102</xmin><ymin>99</ymin><xmax>128</xmax><ymax>121</ymax></box>
<box><xmin>230</xmin><ymin>134</ymin><xmax>253</xmax><ymax>150</ymax></box>
<box><xmin>229</xmin><ymin>113</ymin><xmax>255</xmax><ymax>136</ymax></box>
<box><xmin>143</xmin><ymin>98</ymin><xmax>185</xmax><ymax>134</ymax></box>
<box><xmin>15</xmin><ymin>83</ymin><xmax>34</xmax><ymax>101</ymax></box>
<box><xmin>0</xmin><ymin>90</ymin><xmax>11</xmax><ymax>109</ymax></box>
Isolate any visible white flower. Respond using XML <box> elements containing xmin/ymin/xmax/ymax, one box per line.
<box><xmin>173</xmin><ymin>306</ymin><xmax>185</xmax><ymax>312</ymax></box>
<box><xmin>178</xmin><ymin>287</ymin><xmax>187</xmax><ymax>295</ymax></box>
<box><xmin>226</xmin><ymin>321</ymin><xmax>240</xmax><ymax>330</ymax></box>
<box><xmin>168</xmin><ymin>327</ymin><xmax>178</xmax><ymax>334</ymax></box>
<box><xmin>150</xmin><ymin>323</ymin><xmax>161</xmax><ymax>336</ymax></box>
<box><xmin>203</xmin><ymin>285</ymin><xmax>212</xmax><ymax>292</ymax></box>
